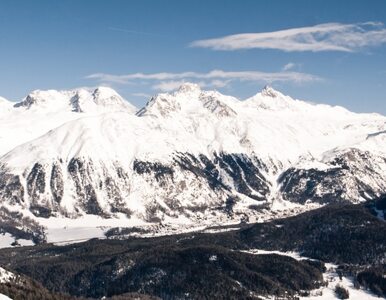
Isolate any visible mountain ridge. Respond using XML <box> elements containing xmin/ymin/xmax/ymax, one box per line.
<box><xmin>0</xmin><ymin>83</ymin><xmax>385</xmax><ymax>246</ymax></box>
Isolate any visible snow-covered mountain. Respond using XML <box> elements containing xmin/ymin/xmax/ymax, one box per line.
<box><xmin>0</xmin><ymin>83</ymin><xmax>385</xmax><ymax>244</ymax></box>
<box><xmin>0</xmin><ymin>87</ymin><xmax>136</xmax><ymax>156</ymax></box>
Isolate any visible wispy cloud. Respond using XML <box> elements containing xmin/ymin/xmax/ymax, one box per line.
<box><xmin>151</xmin><ymin>79</ymin><xmax>231</xmax><ymax>92</ymax></box>
<box><xmin>87</xmin><ymin>69</ymin><xmax>321</xmax><ymax>92</ymax></box>
<box><xmin>151</xmin><ymin>80</ymin><xmax>189</xmax><ymax>92</ymax></box>
<box><xmin>190</xmin><ymin>22</ymin><xmax>386</xmax><ymax>52</ymax></box>
<box><xmin>282</xmin><ymin>62</ymin><xmax>296</xmax><ymax>71</ymax></box>
<box><xmin>131</xmin><ymin>92</ymin><xmax>152</xmax><ymax>98</ymax></box>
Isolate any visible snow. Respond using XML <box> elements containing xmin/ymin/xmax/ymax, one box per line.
<box><xmin>0</xmin><ymin>267</ymin><xmax>14</xmax><ymax>283</ymax></box>
<box><xmin>301</xmin><ymin>263</ymin><xmax>380</xmax><ymax>300</ymax></box>
<box><xmin>0</xmin><ymin>84</ymin><xmax>386</xmax><ymax>241</ymax></box>
<box><xmin>7</xmin><ymin>86</ymin><xmax>386</xmax><ymax>164</ymax></box>
<box><xmin>37</xmin><ymin>213</ymin><xmax>147</xmax><ymax>244</ymax></box>
<box><xmin>0</xmin><ymin>233</ymin><xmax>35</xmax><ymax>249</ymax></box>
<box><xmin>241</xmin><ymin>248</ymin><xmax>305</xmax><ymax>260</ymax></box>
<box><xmin>45</xmin><ymin>227</ymin><xmax>106</xmax><ymax>245</ymax></box>
<box><xmin>0</xmin><ymin>87</ymin><xmax>136</xmax><ymax>156</ymax></box>
<box><xmin>0</xmin><ymin>269</ymin><xmax>13</xmax><ymax>299</ymax></box>
<box><xmin>243</xmin><ymin>249</ymin><xmax>380</xmax><ymax>300</ymax></box>
<box><xmin>3</xmin><ymin>85</ymin><xmax>384</xmax><ymax>169</ymax></box>
<box><xmin>208</xmin><ymin>254</ymin><xmax>218</xmax><ymax>262</ymax></box>
<box><xmin>0</xmin><ymin>233</ymin><xmax>15</xmax><ymax>249</ymax></box>
<box><xmin>0</xmin><ymin>97</ymin><xmax>12</xmax><ymax>114</ymax></box>
<box><xmin>17</xmin><ymin>239</ymin><xmax>34</xmax><ymax>247</ymax></box>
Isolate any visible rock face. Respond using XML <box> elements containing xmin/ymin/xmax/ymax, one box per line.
<box><xmin>0</xmin><ymin>152</ymin><xmax>275</xmax><ymax>220</ymax></box>
<box><xmin>0</xmin><ymin>168</ymin><xmax>24</xmax><ymax>206</ymax></box>
<box><xmin>0</xmin><ymin>84</ymin><xmax>385</xmax><ymax>232</ymax></box>
<box><xmin>279</xmin><ymin>149</ymin><xmax>386</xmax><ymax>204</ymax></box>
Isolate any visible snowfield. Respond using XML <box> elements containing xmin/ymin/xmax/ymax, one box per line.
<box><xmin>0</xmin><ymin>267</ymin><xmax>14</xmax><ymax>284</ymax></box>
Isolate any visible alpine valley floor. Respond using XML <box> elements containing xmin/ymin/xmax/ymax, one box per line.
<box><xmin>0</xmin><ymin>202</ymin><xmax>385</xmax><ymax>299</ymax></box>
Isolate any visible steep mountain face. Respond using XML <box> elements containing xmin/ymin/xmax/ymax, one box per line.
<box><xmin>0</xmin><ymin>83</ymin><xmax>385</xmax><ymax>244</ymax></box>
<box><xmin>279</xmin><ymin>149</ymin><xmax>386</xmax><ymax>204</ymax></box>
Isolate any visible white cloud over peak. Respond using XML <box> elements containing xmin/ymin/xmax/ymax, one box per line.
<box><xmin>87</xmin><ymin>69</ymin><xmax>321</xmax><ymax>92</ymax></box>
<box><xmin>190</xmin><ymin>22</ymin><xmax>386</xmax><ymax>52</ymax></box>
<box><xmin>152</xmin><ymin>80</ymin><xmax>190</xmax><ymax>92</ymax></box>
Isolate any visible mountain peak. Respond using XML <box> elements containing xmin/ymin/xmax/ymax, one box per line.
<box><xmin>261</xmin><ymin>85</ymin><xmax>280</xmax><ymax>98</ymax></box>
<box><xmin>137</xmin><ymin>84</ymin><xmax>239</xmax><ymax>118</ymax></box>
<box><xmin>72</xmin><ymin>87</ymin><xmax>136</xmax><ymax>113</ymax></box>
<box><xmin>14</xmin><ymin>87</ymin><xmax>136</xmax><ymax>114</ymax></box>
<box><xmin>15</xmin><ymin>89</ymin><xmax>70</xmax><ymax>109</ymax></box>
<box><xmin>92</xmin><ymin>86</ymin><xmax>119</xmax><ymax>99</ymax></box>
<box><xmin>244</xmin><ymin>86</ymin><xmax>302</xmax><ymax>111</ymax></box>
<box><xmin>176</xmin><ymin>82</ymin><xmax>202</xmax><ymax>94</ymax></box>
<box><xmin>90</xmin><ymin>87</ymin><xmax>128</xmax><ymax>106</ymax></box>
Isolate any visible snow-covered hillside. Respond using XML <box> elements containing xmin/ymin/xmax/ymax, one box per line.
<box><xmin>0</xmin><ymin>87</ymin><xmax>136</xmax><ymax>156</ymax></box>
<box><xmin>0</xmin><ymin>83</ymin><xmax>385</xmax><ymax>245</ymax></box>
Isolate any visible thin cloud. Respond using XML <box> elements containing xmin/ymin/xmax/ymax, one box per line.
<box><xmin>87</xmin><ymin>69</ymin><xmax>321</xmax><ymax>92</ymax></box>
<box><xmin>282</xmin><ymin>62</ymin><xmax>296</xmax><ymax>71</ymax></box>
<box><xmin>152</xmin><ymin>80</ymin><xmax>189</xmax><ymax>92</ymax></box>
<box><xmin>131</xmin><ymin>92</ymin><xmax>152</xmax><ymax>98</ymax></box>
<box><xmin>210</xmin><ymin>79</ymin><xmax>230</xmax><ymax>88</ymax></box>
<box><xmin>151</xmin><ymin>79</ymin><xmax>231</xmax><ymax>92</ymax></box>
<box><xmin>190</xmin><ymin>22</ymin><xmax>386</xmax><ymax>52</ymax></box>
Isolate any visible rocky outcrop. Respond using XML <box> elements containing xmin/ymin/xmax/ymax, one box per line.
<box><xmin>279</xmin><ymin>149</ymin><xmax>386</xmax><ymax>204</ymax></box>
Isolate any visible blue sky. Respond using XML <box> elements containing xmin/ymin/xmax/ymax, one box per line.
<box><xmin>0</xmin><ymin>0</ymin><xmax>386</xmax><ymax>114</ymax></box>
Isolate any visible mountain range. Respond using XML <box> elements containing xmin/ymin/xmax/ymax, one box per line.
<box><xmin>0</xmin><ymin>83</ymin><xmax>385</xmax><ymax>245</ymax></box>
